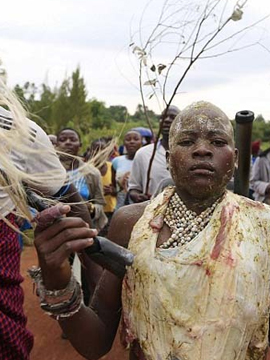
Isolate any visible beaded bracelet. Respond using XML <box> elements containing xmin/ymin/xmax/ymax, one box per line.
<box><xmin>28</xmin><ymin>266</ymin><xmax>83</xmax><ymax>320</ymax></box>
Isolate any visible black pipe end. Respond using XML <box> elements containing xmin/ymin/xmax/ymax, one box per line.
<box><xmin>235</xmin><ymin>110</ymin><xmax>254</xmax><ymax>124</ymax></box>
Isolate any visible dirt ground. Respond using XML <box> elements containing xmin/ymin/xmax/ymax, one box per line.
<box><xmin>21</xmin><ymin>245</ymin><xmax>129</xmax><ymax>360</ymax></box>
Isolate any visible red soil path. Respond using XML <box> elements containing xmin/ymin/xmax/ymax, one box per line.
<box><xmin>21</xmin><ymin>245</ymin><xmax>129</xmax><ymax>360</ymax></box>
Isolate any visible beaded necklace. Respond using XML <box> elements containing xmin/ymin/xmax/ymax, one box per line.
<box><xmin>160</xmin><ymin>191</ymin><xmax>222</xmax><ymax>249</ymax></box>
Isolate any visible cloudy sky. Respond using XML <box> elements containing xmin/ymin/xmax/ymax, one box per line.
<box><xmin>1</xmin><ymin>0</ymin><xmax>270</xmax><ymax>119</ymax></box>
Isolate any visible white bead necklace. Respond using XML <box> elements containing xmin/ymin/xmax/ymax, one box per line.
<box><xmin>160</xmin><ymin>191</ymin><xmax>222</xmax><ymax>249</ymax></box>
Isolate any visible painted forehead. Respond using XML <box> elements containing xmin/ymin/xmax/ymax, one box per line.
<box><xmin>170</xmin><ymin>101</ymin><xmax>234</xmax><ymax>139</ymax></box>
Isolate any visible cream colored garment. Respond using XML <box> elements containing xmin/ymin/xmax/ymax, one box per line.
<box><xmin>122</xmin><ymin>187</ymin><xmax>270</xmax><ymax>360</ymax></box>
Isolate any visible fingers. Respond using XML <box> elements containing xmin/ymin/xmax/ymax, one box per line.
<box><xmin>35</xmin><ymin>216</ymin><xmax>98</xmax><ymax>270</ymax></box>
<box><xmin>39</xmin><ymin>238</ymin><xmax>94</xmax><ymax>270</ymax></box>
<box><xmin>33</xmin><ymin>204</ymin><xmax>71</xmax><ymax>231</ymax></box>
<box><xmin>35</xmin><ymin>216</ymin><xmax>97</xmax><ymax>247</ymax></box>
<box><xmin>37</xmin><ymin>221</ymin><xmax>96</xmax><ymax>254</ymax></box>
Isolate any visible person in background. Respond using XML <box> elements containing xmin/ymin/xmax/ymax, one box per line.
<box><xmin>56</xmin><ymin>128</ymin><xmax>106</xmax><ymax>231</ymax></box>
<box><xmin>112</xmin><ymin>130</ymin><xmax>142</xmax><ymax>209</ymax></box>
<box><xmin>48</xmin><ymin>134</ymin><xmax>57</xmax><ymax>147</ymax></box>
<box><xmin>250</xmin><ymin>143</ymin><xmax>270</xmax><ymax>204</ymax></box>
<box><xmin>143</xmin><ymin>135</ymin><xmax>153</xmax><ymax>146</ymax></box>
<box><xmin>251</xmin><ymin>140</ymin><xmax>261</xmax><ymax>165</ymax></box>
<box><xmin>56</xmin><ymin>128</ymin><xmax>106</xmax><ymax>306</ymax></box>
<box><xmin>16</xmin><ymin>208</ymin><xmax>37</xmax><ymax>251</ymax></box>
<box><xmin>103</xmin><ymin>136</ymin><xmax>119</xmax><ymax>161</ymax></box>
<box><xmin>87</xmin><ymin>138</ymin><xmax>117</xmax><ymax>236</ymax></box>
<box><xmin>128</xmin><ymin>105</ymin><xmax>180</xmax><ymax>203</ymax></box>
<box><xmin>249</xmin><ymin>140</ymin><xmax>262</xmax><ymax>199</ymax></box>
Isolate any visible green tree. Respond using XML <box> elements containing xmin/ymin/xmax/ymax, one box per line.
<box><xmin>131</xmin><ymin>104</ymin><xmax>158</xmax><ymax>124</ymax></box>
<box><xmin>34</xmin><ymin>84</ymin><xmax>57</xmax><ymax>132</ymax></box>
<box><xmin>13</xmin><ymin>82</ymin><xmax>38</xmax><ymax>113</ymax></box>
<box><xmin>69</xmin><ymin>67</ymin><xmax>89</xmax><ymax>131</ymax></box>
<box><xmin>51</xmin><ymin>79</ymin><xmax>71</xmax><ymax>131</ymax></box>
<box><xmin>88</xmin><ymin>99</ymin><xmax>111</xmax><ymax>129</ymax></box>
<box><xmin>255</xmin><ymin>114</ymin><xmax>265</xmax><ymax>123</ymax></box>
<box><xmin>108</xmin><ymin>105</ymin><xmax>128</xmax><ymax>123</ymax></box>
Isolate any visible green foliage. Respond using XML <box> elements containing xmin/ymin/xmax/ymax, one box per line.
<box><xmin>51</xmin><ymin>79</ymin><xmax>71</xmax><ymax>131</ymax></box>
<box><xmin>252</xmin><ymin>118</ymin><xmax>270</xmax><ymax>143</ymax></box>
<box><xmin>69</xmin><ymin>67</ymin><xmax>89</xmax><ymax>132</ymax></box>
<box><xmin>231</xmin><ymin>116</ymin><xmax>270</xmax><ymax>150</ymax></box>
<box><xmin>88</xmin><ymin>99</ymin><xmax>111</xmax><ymax>129</ymax></box>
<box><xmin>37</xmin><ymin>85</ymin><xmax>56</xmax><ymax>132</ymax></box>
<box><xmin>12</xmin><ymin>67</ymin><xmax>162</xmax><ymax>153</ymax></box>
<box><xmin>131</xmin><ymin>104</ymin><xmax>159</xmax><ymax>125</ymax></box>
<box><xmin>108</xmin><ymin>105</ymin><xmax>129</xmax><ymax>123</ymax></box>
<box><xmin>255</xmin><ymin>114</ymin><xmax>265</xmax><ymax>123</ymax></box>
<box><xmin>80</xmin><ymin>119</ymin><xmax>158</xmax><ymax>151</ymax></box>
<box><xmin>14</xmin><ymin>67</ymin><xmax>270</xmax><ymax>155</ymax></box>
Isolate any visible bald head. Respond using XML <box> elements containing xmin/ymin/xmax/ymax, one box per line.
<box><xmin>169</xmin><ymin>101</ymin><xmax>234</xmax><ymax>149</ymax></box>
<box><xmin>167</xmin><ymin>101</ymin><xmax>237</xmax><ymax>201</ymax></box>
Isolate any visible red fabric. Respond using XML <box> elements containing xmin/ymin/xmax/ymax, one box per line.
<box><xmin>0</xmin><ymin>214</ymin><xmax>33</xmax><ymax>359</ymax></box>
<box><xmin>251</xmin><ymin>140</ymin><xmax>261</xmax><ymax>155</ymax></box>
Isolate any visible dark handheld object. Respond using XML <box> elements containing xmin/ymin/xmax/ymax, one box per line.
<box><xmin>26</xmin><ymin>188</ymin><xmax>134</xmax><ymax>278</ymax></box>
<box><xmin>84</xmin><ymin>237</ymin><xmax>134</xmax><ymax>278</ymax></box>
<box><xmin>234</xmin><ymin>110</ymin><xmax>254</xmax><ymax>197</ymax></box>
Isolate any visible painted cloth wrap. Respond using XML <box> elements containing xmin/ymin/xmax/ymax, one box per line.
<box><xmin>121</xmin><ymin>187</ymin><xmax>270</xmax><ymax>360</ymax></box>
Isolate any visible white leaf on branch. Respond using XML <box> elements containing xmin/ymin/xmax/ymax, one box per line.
<box><xmin>231</xmin><ymin>8</ymin><xmax>243</xmax><ymax>21</ymax></box>
<box><xmin>157</xmin><ymin>64</ymin><xmax>166</xmax><ymax>75</ymax></box>
<box><xmin>144</xmin><ymin>79</ymin><xmax>157</xmax><ymax>86</ymax></box>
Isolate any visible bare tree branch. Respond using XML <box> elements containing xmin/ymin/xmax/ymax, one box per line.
<box><xmin>130</xmin><ymin>0</ymin><xmax>270</xmax><ymax>195</ymax></box>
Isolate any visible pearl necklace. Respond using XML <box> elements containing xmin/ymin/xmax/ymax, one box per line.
<box><xmin>160</xmin><ymin>191</ymin><xmax>222</xmax><ymax>249</ymax></box>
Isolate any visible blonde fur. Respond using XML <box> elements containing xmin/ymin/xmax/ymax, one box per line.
<box><xmin>0</xmin><ymin>77</ymin><xmax>116</xmax><ymax>228</ymax></box>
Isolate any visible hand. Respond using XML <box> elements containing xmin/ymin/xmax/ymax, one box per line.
<box><xmin>119</xmin><ymin>172</ymin><xmax>130</xmax><ymax>192</ymax></box>
<box><xmin>136</xmin><ymin>193</ymin><xmax>151</xmax><ymax>202</ymax></box>
<box><xmin>103</xmin><ymin>184</ymin><xmax>113</xmax><ymax>196</ymax></box>
<box><xmin>130</xmin><ymin>191</ymin><xmax>151</xmax><ymax>203</ymax></box>
<box><xmin>34</xmin><ymin>204</ymin><xmax>98</xmax><ymax>290</ymax></box>
<box><xmin>265</xmin><ymin>184</ymin><xmax>270</xmax><ymax>194</ymax></box>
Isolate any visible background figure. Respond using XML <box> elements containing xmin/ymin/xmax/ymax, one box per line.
<box><xmin>16</xmin><ymin>208</ymin><xmax>38</xmax><ymax>250</ymax></box>
<box><xmin>128</xmin><ymin>105</ymin><xmax>180</xmax><ymax>203</ymax></box>
<box><xmin>103</xmin><ymin>136</ymin><xmax>119</xmax><ymax>161</ymax></box>
<box><xmin>48</xmin><ymin>134</ymin><xmax>57</xmax><ymax>147</ymax></box>
<box><xmin>131</xmin><ymin>127</ymin><xmax>153</xmax><ymax>146</ymax></box>
<box><xmin>87</xmin><ymin>138</ymin><xmax>117</xmax><ymax>236</ymax></box>
<box><xmin>251</xmin><ymin>140</ymin><xmax>261</xmax><ymax>164</ymax></box>
<box><xmin>56</xmin><ymin>128</ymin><xmax>107</xmax><ymax>231</ymax></box>
<box><xmin>249</xmin><ymin>140</ymin><xmax>262</xmax><ymax>199</ymax></box>
<box><xmin>112</xmin><ymin>130</ymin><xmax>142</xmax><ymax>209</ymax></box>
<box><xmin>250</xmin><ymin>146</ymin><xmax>270</xmax><ymax>204</ymax></box>
<box><xmin>56</xmin><ymin>128</ymin><xmax>106</xmax><ymax>306</ymax></box>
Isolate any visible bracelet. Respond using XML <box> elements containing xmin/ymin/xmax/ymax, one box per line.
<box><xmin>28</xmin><ymin>266</ymin><xmax>83</xmax><ymax>320</ymax></box>
<box><xmin>41</xmin><ymin>281</ymin><xmax>83</xmax><ymax>320</ymax></box>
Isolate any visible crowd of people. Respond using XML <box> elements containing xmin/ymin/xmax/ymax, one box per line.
<box><xmin>1</xmin><ymin>76</ymin><xmax>270</xmax><ymax>360</ymax></box>
<box><xmin>44</xmin><ymin>105</ymin><xmax>181</xmax><ymax>237</ymax></box>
